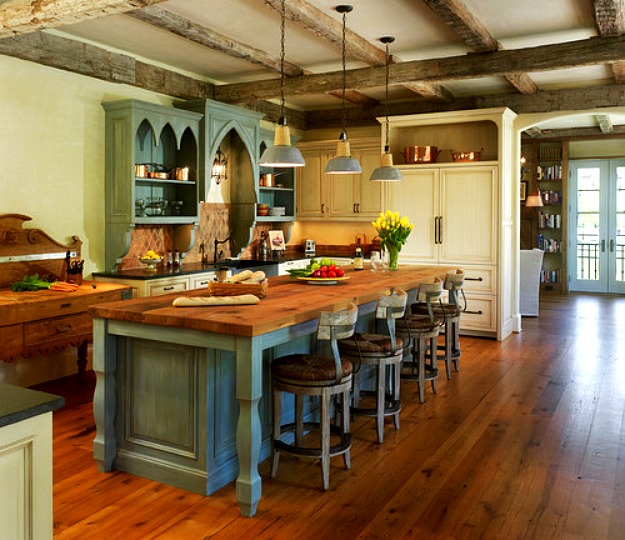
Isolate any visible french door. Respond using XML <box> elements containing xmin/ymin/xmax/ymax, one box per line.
<box><xmin>568</xmin><ymin>159</ymin><xmax>625</xmax><ymax>293</ymax></box>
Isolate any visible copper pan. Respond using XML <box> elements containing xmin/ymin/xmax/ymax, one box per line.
<box><xmin>404</xmin><ymin>146</ymin><xmax>440</xmax><ymax>163</ymax></box>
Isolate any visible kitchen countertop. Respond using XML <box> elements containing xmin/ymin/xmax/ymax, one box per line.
<box><xmin>90</xmin><ymin>264</ymin><xmax>451</xmax><ymax>337</ymax></box>
<box><xmin>0</xmin><ymin>383</ymin><xmax>64</xmax><ymax>428</ymax></box>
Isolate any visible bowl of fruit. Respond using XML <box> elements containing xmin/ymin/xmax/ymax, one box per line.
<box><xmin>139</xmin><ymin>250</ymin><xmax>162</xmax><ymax>271</ymax></box>
<box><xmin>287</xmin><ymin>257</ymin><xmax>348</xmax><ymax>285</ymax></box>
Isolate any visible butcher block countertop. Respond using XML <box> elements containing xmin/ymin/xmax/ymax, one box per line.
<box><xmin>90</xmin><ymin>265</ymin><xmax>455</xmax><ymax>337</ymax></box>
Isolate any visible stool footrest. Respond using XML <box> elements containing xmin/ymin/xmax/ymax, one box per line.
<box><xmin>275</xmin><ymin>422</ymin><xmax>351</xmax><ymax>458</ymax></box>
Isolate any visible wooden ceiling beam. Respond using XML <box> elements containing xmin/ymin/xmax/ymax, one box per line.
<box><xmin>305</xmin><ymin>83</ymin><xmax>625</xmax><ymax>129</ymax></box>
<box><xmin>0</xmin><ymin>0</ymin><xmax>166</xmax><ymax>38</ymax></box>
<box><xmin>262</xmin><ymin>0</ymin><xmax>451</xmax><ymax>101</ymax></box>
<box><xmin>128</xmin><ymin>6</ymin><xmax>376</xmax><ymax>109</ymax></box>
<box><xmin>593</xmin><ymin>0</ymin><xmax>625</xmax><ymax>83</ymax></box>
<box><xmin>421</xmin><ymin>0</ymin><xmax>537</xmax><ymax>95</ymax></box>
<box><xmin>215</xmin><ymin>34</ymin><xmax>625</xmax><ymax>103</ymax></box>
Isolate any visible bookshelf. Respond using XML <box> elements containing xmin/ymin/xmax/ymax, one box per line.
<box><xmin>520</xmin><ymin>140</ymin><xmax>568</xmax><ymax>293</ymax></box>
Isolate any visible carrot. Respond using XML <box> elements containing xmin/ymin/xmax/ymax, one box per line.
<box><xmin>50</xmin><ymin>282</ymin><xmax>80</xmax><ymax>292</ymax></box>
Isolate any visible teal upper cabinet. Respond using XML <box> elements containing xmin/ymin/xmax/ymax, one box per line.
<box><xmin>176</xmin><ymin>99</ymin><xmax>264</xmax><ymax>257</ymax></box>
<box><xmin>103</xmin><ymin>99</ymin><xmax>202</xmax><ymax>270</ymax></box>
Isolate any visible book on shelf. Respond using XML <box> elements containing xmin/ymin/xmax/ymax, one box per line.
<box><xmin>537</xmin><ymin>234</ymin><xmax>560</xmax><ymax>253</ymax></box>
<box><xmin>540</xmin><ymin>269</ymin><xmax>561</xmax><ymax>284</ymax></box>
<box><xmin>537</xmin><ymin>165</ymin><xmax>562</xmax><ymax>180</ymax></box>
<box><xmin>540</xmin><ymin>190</ymin><xmax>562</xmax><ymax>205</ymax></box>
<box><xmin>538</xmin><ymin>212</ymin><xmax>561</xmax><ymax>229</ymax></box>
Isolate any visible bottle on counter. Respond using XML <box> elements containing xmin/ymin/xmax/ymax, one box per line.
<box><xmin>257</xmin><ymin>231</ymin><xmax>270</xmax><ymax>261</ymax></box>
<box><xmin>354</xmin><ymin>244</ymin><xmax>364</xmax><ymax>270</ymax></box>
<box><xmin>173</xmin><ymin>249</ymin><xmax>180</xmax><ymax>268</ymax></box>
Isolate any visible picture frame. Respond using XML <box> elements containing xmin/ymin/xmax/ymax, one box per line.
<box><xmin>520</xmin><ymin>181</ymin><xmax>527</xmax><ymax>202</ymax></box>
<box><xmin>268</xmin><ymin>230</ymin><xmax>285</xmax><ymax>250</ymax></box>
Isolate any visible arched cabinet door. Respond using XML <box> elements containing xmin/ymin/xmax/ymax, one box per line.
<box><xmin>103</xmin><ymin>99</ymin><xmax>202</xmax><ymax>271</ymax></box>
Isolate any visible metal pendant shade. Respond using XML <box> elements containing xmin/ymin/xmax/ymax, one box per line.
<box><xmin>325</xmin><ymin>5</ymin><xmax>362</xmax><ymax>175</ymax></box>
<box><xmin>259</xmin><ymin>0</ymin><xmax>305</xmax><ymax>168</ymax></box>
<box><xmin>370</xmin><ymin>36</ymin><xmax>402</xmax><ymax>182</ymax></box>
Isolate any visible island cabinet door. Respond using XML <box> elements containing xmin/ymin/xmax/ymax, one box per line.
<box><xmin>388</xmin><ymin>168</ymin><xmax>439</xmax><ymax>264</ymax></box>
<box><xmin>438</xmin><ymin>165</ymin><xmax>498</xmax><ymax>265</ymax></box>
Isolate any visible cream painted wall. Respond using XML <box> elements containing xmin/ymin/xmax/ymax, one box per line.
<box><xmin>569</xmin><ymin>138</ymin><xmax>625</xmax><ymax>159</ymax></box>
<box><xmin>0</xmin><ymin>55</ymin><xmax>178</xmax><ymax>386</ymax></box>
<box><xmin>0</xmin><ymin>54</ymin><xmax>176</xmax><ymax>277</ymax></box>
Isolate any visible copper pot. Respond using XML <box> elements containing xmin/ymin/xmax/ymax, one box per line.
<box><xmin>404</xmin><ymin>146</ymin><xmax>440</xmax><ymax>163</ymax></box>
<box><xmin>451</xmin><ymin>150</ymin><xmax>481</xmax><ymax>162</ymax></box>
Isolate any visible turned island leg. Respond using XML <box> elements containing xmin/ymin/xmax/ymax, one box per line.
<box><xmin>235</xmin><ymin>337</ymin><xmax>263</xmax><ymax>517</ymax></box>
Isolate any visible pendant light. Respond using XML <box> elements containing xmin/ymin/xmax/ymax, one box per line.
<box><xmin>325</xmin><ymin>5</ymin><xmax>362</xmax><ymax>175</ymax></box>
<box><xmin>259</xmin><ymin>0</ymin><xmax>305</xmax><ymax>168</ymax></box>
<box><xmin>370</xmin><ymin>36</ymin><xmax>403</xmax><ymax>182</ymax></box>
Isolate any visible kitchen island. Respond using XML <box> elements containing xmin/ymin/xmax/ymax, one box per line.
<box><xmin>90</xmin><ymin>264</ymin><xmax>453</xmax><ymax>517</ymax></box>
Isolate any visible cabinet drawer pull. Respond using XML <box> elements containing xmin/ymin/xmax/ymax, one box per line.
<box><xmin>61</xmin><ymin>302</ymin><xmax>71</xmax><ymax>308</ymax></box>
<box><xmin>198</xmin><ymin>281</ymin><xmax>208</xmax><ymax>286</ymax></box>
<box><xmin>163</xmin><ymin>286</ymin><xmax>175</xmax><ymax>291</ymax></box>
<box><xmin>321</xmin><ymin>203</ymin><xmax>325</xmax><ymax>214</ymax></box>
<box><xmin>463</xmin><ymin>309</ymin><xmax>483</xmax><ymax>315</ymax></box>
<box><xmin>465</xmin><ymin>276</ymin><xmax>484</xmax><ymax>281</ymax></box>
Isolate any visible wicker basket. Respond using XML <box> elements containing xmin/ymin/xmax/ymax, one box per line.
<box><xmin>208</xmin><ymin>280</ymin><xmax>268</xmax><ymax>299</ymax></box>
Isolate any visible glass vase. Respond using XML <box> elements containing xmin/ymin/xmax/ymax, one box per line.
<box><xmin>386</xmin><ymin>244</ymin><xmax>400</xmax><ymax>270</ymax></box>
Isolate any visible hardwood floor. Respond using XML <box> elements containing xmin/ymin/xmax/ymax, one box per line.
<box><xmin>43</xmin><ymin>294</ymin><xmax>625</xmax><ymax>539</ymax></box>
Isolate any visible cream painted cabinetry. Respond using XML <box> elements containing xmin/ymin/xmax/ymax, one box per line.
<box><xmin>385</xmin><ymin>107</ymin><xmax>518</xmax><ymax>340</ymax></box>
<box><xmin>95</xmin><ymin>271</ymin><xmax>218</xmax><ymax>298</ymax></box>
<box><xmin>296</xmin><ymin>138</ymin><xmax>385</xmax><ymax>220</ymax></box>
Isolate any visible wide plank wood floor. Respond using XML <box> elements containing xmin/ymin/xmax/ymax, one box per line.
<box><xmin>40</xmin><ymin>293</ymin><xmax>625</xmax><ymax>539</ymax></box>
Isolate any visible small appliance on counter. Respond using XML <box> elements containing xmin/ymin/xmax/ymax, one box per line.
<box><xmin>304</xmin><ymin>239</ymin><xmax>316</xmax><ymax>257</ymax></box>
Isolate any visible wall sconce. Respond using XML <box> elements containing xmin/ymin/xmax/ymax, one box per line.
<box><xmin>211</xmin><ymin>147</ymin><xmax>227</xmax><ymax>184</ymax></box>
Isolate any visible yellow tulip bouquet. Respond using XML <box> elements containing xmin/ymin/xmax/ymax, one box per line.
<box><xmin>371</xmin><ymin>210</ymin><xmax>414</xmax><ymax>270</ymax></box>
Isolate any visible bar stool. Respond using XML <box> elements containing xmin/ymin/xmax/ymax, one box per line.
<box><xmin>397</xmin><ymin>278</ymin><xmax>443</xmax><ymax>403</ymax></box>
<box><xmin>338</xmin><ymin>289</ymin><xmax>408</xmax><ymax>444</ymax></box>
<box><xmin>270</xmin><ymin>303</ymin><xmax>359</xmax><ymax>490</ymax></box>
<box><xmin>412</xmin><ymin>269</ymin><xmax>465</xmax><ymax>378</ymax></box>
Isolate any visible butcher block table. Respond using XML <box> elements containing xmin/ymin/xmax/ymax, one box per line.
<box><xmin>90</xmin><ymin>264</ymin><xmax>453</xmax><ymax>517</ymax></box>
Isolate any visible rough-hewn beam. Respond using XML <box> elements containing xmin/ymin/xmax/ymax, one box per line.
<box><xmin>593</xmin><ymin>0</ymin><xmax>625</xmax><ymax>83</ymax></box>
<box><xmin>0</xmin><ymin>0</ymin><xmax>166</xmax><ymax>38</ymax></box>
<box><xmin>305</xmin><ymin>84</ymin><xmax>625</xmax><ymax>129</ymax></box>
<box><xmin>215</xmin><ymin>35</ymin><xmax>625</xmax><ymax>103</ymax></box>
<box><xmin>523</xmin><ymin>127</ymin><xmax>543</xmax><ymax>138</ymax></box>
<box><xmin>262</xmin><ymin>0</ymin><xmax>451</xmax><ymax>101</ymax></box>
<box><xmin>128</xmin><ymin>7</ymin><xmax>303</xmax><ymax>76</ymax></box>
<box><xmin>422</xmin><ymin>0</ymin><xmax>537</xmax><ymax>95</ymax></box>
<box><xmin>129</xmin><ymin>5</ymin><xmax>375</xmax><ymax>108</ymax></box>
<box><xmin>0</xmin><ymin>31</ymin><xmax>213</xmax><ymax>99</ymax></box>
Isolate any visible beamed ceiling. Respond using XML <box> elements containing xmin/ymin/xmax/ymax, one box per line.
<box><xmin>2</xmin><ymin>0</ymin><xmax>625</xmax><ymax>137</ymax></box>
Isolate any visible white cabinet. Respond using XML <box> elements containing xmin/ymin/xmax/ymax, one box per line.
<box><xmin>297</xmin><ymin>139</ymin><xmax>385</xmax><ymax>220</ymax></box>
<box><xmin>390</xmin><ymin>164</ymin><xmax>497</xmax><ymax>266</ymax></box>
<box><xmin>95</xmin><ymin>271</ymin><xmax>218</xmax><ymax>297</ymax></box>
<box><xmin>385</xmin><ymin>107</ymin><xmax>518</xmax><ymax>340</ymax></box>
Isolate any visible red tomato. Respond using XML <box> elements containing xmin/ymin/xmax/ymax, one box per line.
<box><xmin>320</xmin><ymin>265</ymin><xmax>328</xmax><ymax>272</ymax></box>
<box><xmin>327</xmin><ymin>270</ymin><xmax>336</xmax><ymax>278</ymax></box>
<box><xmin>313</xmin><ymin>269</ymin><xmax>321</xmax><ymax>277</ymax></box>
<box><xmin>329</xmin><ymin>264</ymin><xmax>337</xmax><ymax>271</ymax></box>
<box><xmin>320</xmin><ymin>271</ymin><xmax>327</xmax><ymax>278</ymax></box>
<box><xmin>336</xmin><ymin>268</ymin><xmax>345</xmax><ymax>277</ymax></box>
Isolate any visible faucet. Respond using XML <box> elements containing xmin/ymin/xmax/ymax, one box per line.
<box><xmin>214</xmin><ymin>236</ymin><xmax>231</xmax><ymax>266</ymax></box>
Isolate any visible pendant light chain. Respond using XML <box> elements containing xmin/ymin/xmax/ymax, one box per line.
<box><xmin>384</xmin><ymin>40</ymin><xmax>390</xmax><ymax>149</ymax></box>
<box><xmin>279</xmin><ymin>0</ymin><xmax>286</xmax><ymax>117</ymax></box>
<box><xmin>341</xmin><ymin>9</ymin><xmax>347</xmax><ymax>134</ymax></box>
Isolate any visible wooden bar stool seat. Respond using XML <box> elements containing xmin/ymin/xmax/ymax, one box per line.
<box><xmin>270</xmin><ymin>303</ymin><xmax>359</xmax><ymax>490</ymax></box>
<box><xmin>411</xmin><ymin>269</ymin><xmax>465</xmax><ymax>378</ymax></box>
<box><xmin>397</xmin><ymin>279</ymin><xmax>443</xmax><ymax>403</ymax></box>
<box><xmin>338</xmin><ymin>289</ymin><xmax>408</xmax><ymax>444</ymax></box>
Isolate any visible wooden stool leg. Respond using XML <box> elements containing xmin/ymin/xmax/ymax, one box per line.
<box><xmin>271</xmin><ymin>386</ymin><xmax>281</xmax><ymax>478</ymax></box>
<box><xmin>295</xmin><ymin>394</ymin><xmax>305</xmax><ymax>447</ymax></box>
<box><xmin>453</xmin><ymin>319</ymin><xmax>461</xmax><ymax>371</ymax></box>
<box><xmin>352</xmin><ymin>369</ymin><xmax>361</xmax><ymax>408</ymax></box>
<box><xmin>341</xmin><ymin>389</ymin><xmax>351</xmax><ymax>470</ymax></box>
<box><xmin>417</xmin><ymin>336</ymin><xmax>426</xmax><ymax>404</ymax></box>
<box><xmin>392</xmin><ymin>361</ymin><xmax>401</xmax><ymax>430</ymax></box>
<box><xmin>320</xmin><ymin>390</ymin><xmax>331</xmax><ymax>491</ymax></box>
<box><xmin>375</xmin><ymin>359</ymin><xmax>386</xmax><ymax>444</ymax></box>
<box><xmin>444</xmin><ymin>321</ymin><xmax>452</xmax><ymax>380</ymax></box>
<box><xmin>430</xmin><ymin>336</ymin><xmax>438</xmax><ymax>395</ymax></box>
